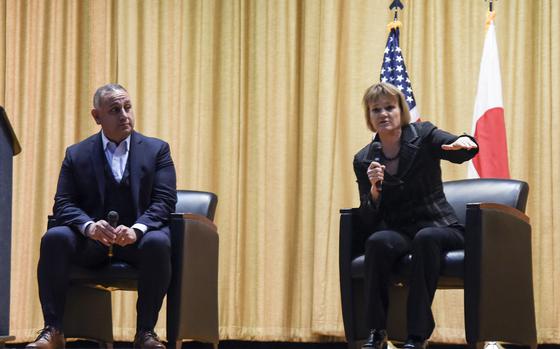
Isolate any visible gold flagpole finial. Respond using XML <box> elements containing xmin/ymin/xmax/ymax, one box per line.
<box><xmin>387</xmin><ymin>0</ymin><xmax>404</xmax><ymax>32</ymax></box>
<box><xmin>387</xmin><ymin>20</ymin><xmax>402</xmax><ymax>32</ymax></box>
<box><xmin>485</xmin><ymin>0</ymin><xmax>497</xmax><ymax>30</ymax></box>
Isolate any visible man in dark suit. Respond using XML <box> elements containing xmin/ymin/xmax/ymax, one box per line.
<box><xmin>27</xmin><ymin>84</ymin><xmax>177</xmax><ymax>349</ymax></box>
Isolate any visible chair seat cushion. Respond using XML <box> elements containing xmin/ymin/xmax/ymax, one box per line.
<box><xmin>351</xmin><ymin>250</ymin><xmax>464</xmax><ymax>288</ymax></box>
<box><xmin>69</xmin><ymin>261</ymin><xmax>138</xmax><ymax>290</ymax></box>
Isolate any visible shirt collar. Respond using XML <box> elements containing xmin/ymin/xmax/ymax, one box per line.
<box><xmin>101</xmin><ymin>131</ymin><xmax>131</xmax><ymax>152</ymax></box>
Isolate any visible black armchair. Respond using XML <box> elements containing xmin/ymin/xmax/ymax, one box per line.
<box><xmin>339</xmin><ymin>179</ymin><xmax>536</xmax><ymax>349</ymax></box>
<box><xmin>51</xmin><ymin>190</ymin><xmax>219</xmax><ymax>349</ymax></box>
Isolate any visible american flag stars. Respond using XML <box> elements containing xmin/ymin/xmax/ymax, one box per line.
<box><xmin>379</xmin><ymin>28</ymin><xmax>419</xmax><ymax>121</ymax></box>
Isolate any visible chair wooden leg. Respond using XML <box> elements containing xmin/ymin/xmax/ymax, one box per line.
<box><xmin>467</xmin><ymin>341</ymin><xmax>485</xmax><ymax>349</ymax></box>
<box><xmin>347</xmin><ymin>340</ymin><xmax>363</xmax><ymax>349</ymax></box>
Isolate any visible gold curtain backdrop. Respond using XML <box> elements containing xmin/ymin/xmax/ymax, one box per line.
<box><xmin>2</xmin><ymin>0</ymin><xmax>559</xmax><ymax>344</ymax></box>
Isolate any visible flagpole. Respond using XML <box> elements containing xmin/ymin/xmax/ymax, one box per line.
<box><xmin>470</xmin><ymin>0</ymin><xmax>510</xmax><ymax>179</ymax></box>
<box><xmin>476</xmin><ymin>5</ymin><xmax>510</xmax><ymax>340</ymax></box>
<box><xmin>389</xmin><ymin>0</ymin><xmax>404</xmax><ymax>20</ymax></box>
<box><xmin>485</xmin><ymin>0</ymin><xmax>498</xmax><ymax>25</ymax></box>
<box><xmin>379</xmin><ymin>0</ymin><xmax>419</xmax><ymax>122</ymax></box>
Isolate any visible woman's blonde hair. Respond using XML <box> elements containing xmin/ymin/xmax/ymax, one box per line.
<box><xmin>362</xmin><ymin>82</ymin><xmax>411</xmax><ymax>132</ymax></box>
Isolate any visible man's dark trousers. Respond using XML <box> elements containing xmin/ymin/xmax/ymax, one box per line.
<box><xmin>37</xmin><ymin>226</ymin><xmax>171</xmax><ymax>331</ymax></box>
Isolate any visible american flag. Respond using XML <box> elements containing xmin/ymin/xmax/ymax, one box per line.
<box><xmin>380</xmin><ymin>28</ymin><xmax>419</xmax><ymax>121</ymax></box>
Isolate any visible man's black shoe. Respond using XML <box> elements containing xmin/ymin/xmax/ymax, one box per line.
<box><xmin>403</xmin><ymin>338</ymin><xmax>427</xmax><ymax>349</ymax></box>
<box><xmin>133</xmin><ymin>330</ymin><xmax>165</xmax><ymax>349</ymax></box>
<box><xmin>362</xmin><ymin>329</ymin><xmax>388</xmax><ymax>349</ymax></box>
<box><xmin>25</xmin><ymin>326</ymin><xmax>65</xmax><ymax>349</ymax></box>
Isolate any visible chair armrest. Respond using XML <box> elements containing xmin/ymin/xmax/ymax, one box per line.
<box><xmin>167</xmin><ymin>213</ymin><xmax>219</xmax><ymax>343</ymax></box>
<box><xmin>464</xmin><ymin>202</ymin><xmax>535</xmax><ymax>343</ymax></box>
<box><xmin>471</xmin><ymin>202</ymin><xmax>530</xmax><ymax>224</ymax></box>
<box><xmin>172</xmin><ymin>213</ymin><xmax>217</xmax><ymax>231</ymax></box>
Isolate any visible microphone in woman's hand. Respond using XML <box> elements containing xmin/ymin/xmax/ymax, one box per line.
<box><xmin>371</xmin><ymin>142</ymin><xmax>383</xmax><ymax>191</ymax></box>
<box><xmin>107</xmin><ymin>211</ymin><xmax>119</xmax><ymax>257</ymax></box>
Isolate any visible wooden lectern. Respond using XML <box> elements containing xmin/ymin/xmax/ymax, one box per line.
<box><xmin>0</xmin><ymin>106</ymin><xmax>20</xmax><ymax>348</ymax></box>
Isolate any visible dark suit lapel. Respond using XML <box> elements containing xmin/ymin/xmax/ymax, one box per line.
<box><xmin>397</xmin><ymin>123</ymin><xmax>421</xmax><ymax>178</ymax></box>
<box><xmin>129</xmin><ymin>131</ymin><xmax>142</xmax><ymax>216</ymax></box>
<box><xmin>90</xmin><ymin>132</ymin><xmax>106</xmax><ymax>207</ymax></box>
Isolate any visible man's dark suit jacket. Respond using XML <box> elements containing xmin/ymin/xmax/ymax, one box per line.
<box><xmin>353</xmin><ymin>121</ymin><xmax>479</xmax><ymax>236</ymax></box>
<box><xmin>52</xmin><ymin>130</ymin><xmax>177</xmax><ymax>235</ymax></box>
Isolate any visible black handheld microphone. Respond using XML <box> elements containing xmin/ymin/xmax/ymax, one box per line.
<box><xmin>107</xmin><ymin>211</ymin><xmax>119</xmax><ymax>257</ymax></box>
<box><xmin>371</xmin><ymin>141</ymin><xmax>383</xmax><ymax>191</ymax></box>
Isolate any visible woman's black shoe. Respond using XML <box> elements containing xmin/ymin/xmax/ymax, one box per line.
<box><xmin>403</xmin><ymin>338</ymin><xmax>427</xmax><ymax>349</ymax></box>
<box><xmin>361</xmin><ymin>329</ymin><xmax>388</xmax><ymax>349</ymax></box>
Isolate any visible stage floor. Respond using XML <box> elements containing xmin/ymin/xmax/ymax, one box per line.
<box><xmin>6</xmin><ymin>341</ymin><xmax>560</xmax><ymax>349</ymax></box>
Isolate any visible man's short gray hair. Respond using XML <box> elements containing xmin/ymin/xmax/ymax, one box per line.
<box><xmin>93</xmin><ymin>83</ymin><xmax>128</xmax><ymax>108</ymax></box>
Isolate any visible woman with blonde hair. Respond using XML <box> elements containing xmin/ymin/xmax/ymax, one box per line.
<box><xmin>353</xmin><ymin>82</ymin><xmax>478</xmax><ymax>349</ymax></box>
